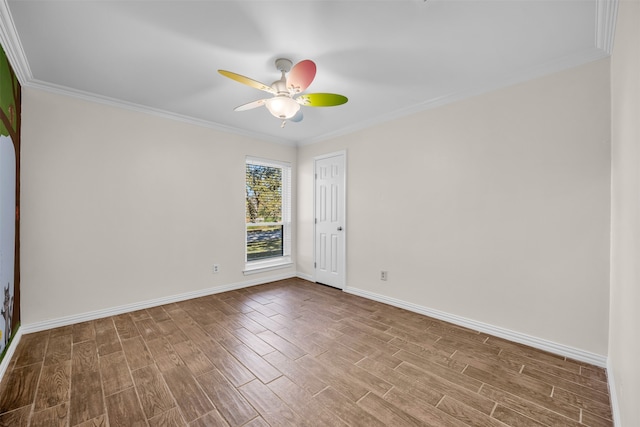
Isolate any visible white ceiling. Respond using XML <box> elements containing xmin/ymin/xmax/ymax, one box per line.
<box><xmin>0</xmin><ymin>0</ymin><xmax>617</xmax><ymax>145</ymax></box>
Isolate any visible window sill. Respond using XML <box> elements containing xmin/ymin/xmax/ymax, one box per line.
<box><xmin>243</xmin><ymin>258</ymin><xmax>293</xmax><ymax>276</ymax></box>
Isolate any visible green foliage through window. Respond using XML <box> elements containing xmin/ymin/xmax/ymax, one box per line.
<box><xmin>245</xmin><ymin>159</ymin><xmax>290</xmax><ymax>263</ymax></box>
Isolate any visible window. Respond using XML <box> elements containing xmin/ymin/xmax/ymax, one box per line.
<box><xmin>244</xmin><ymin>157</ymin><xmax>291</xmax><ymax>273</ymax></box>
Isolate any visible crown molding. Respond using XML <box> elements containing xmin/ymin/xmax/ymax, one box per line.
<box><xmin>0</xmin><ymin>0</ymin><xmax>30</xmax><ymax>84</ymax></box>
<box><xmin>596</xmin><ymin>0</ymin><xmax>619</xmax><ymax>54</ymax></box>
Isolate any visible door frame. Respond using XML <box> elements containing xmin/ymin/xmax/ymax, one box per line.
<box><xmin>313</xmin><ymin>150</ymin><xmax>347</xmax><ymax>289</ymax></box>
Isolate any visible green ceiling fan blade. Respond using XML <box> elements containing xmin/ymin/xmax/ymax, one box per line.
<box><xmin>296</xmin><ymin>93</ymin><xmax>348</xmax><ymax>107</ymax></box>
<box><xmin>218</xmin><ymin>70</ymin><xmax>276</xmax><ymax>94</ymax></box>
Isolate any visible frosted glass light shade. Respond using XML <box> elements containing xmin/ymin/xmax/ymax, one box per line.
<box><xmin>265</xmin><ymin>96</ymin><xmax>300</xmax><ymax>119</ymax></box>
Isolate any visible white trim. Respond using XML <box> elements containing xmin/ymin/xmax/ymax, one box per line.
<box><xmin>0</xmin><ymin>0</ymin><xmax>31</xmax><ymax>84</ymax></box>
<box><xmin>607</xmin><ymin>358</ymin><xmax>622</xmax><ymax>427</ymax></box>
<box><xmin>296</xmin><ymin>272</ymin><xmax>314</xmax><ymax>282</ymax></box>
<box><xmin>596</xmin><ymin>0</ymin><xmax>619</xmax><ymax>55</ymax></box>
<box><xmin>243</xmin><ymin>260</ymin><xmax>293</xmax><ymax>276</ymax></box>
<box><xmin>0</xmin><ymin>326</ymin><xmax>22</xmax><ymax>384</ymax></box>
<box><xmin>20</xmin><ymin>273</ymin><xmax>295</xmax><ymax>334</ymax></box>
<box><xmin>344</xmin><ymin>286</ymin><xmax>608</xmax><ymax>368</ymax></box>
<box><xmin>313</xmin><ymin>150</ymin><xmax>347</xmax><ymax>289</ymax></box>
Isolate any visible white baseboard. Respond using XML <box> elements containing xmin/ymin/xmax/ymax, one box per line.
<box><xmin>296</xmin><ymin>272</ymin><xmax>314</xmax><ymax>282</ymax></box>
<box><xmin>606</xmin><ymin>358</ymin><xmax>621</xmax><ymax>427</ymax></box>
<box><xmin>344</xmin><ymin>286</ymin><xmax>608</xmax><ymax>368</ymax></box>
<box><xmin>0</xmin><ymin>327</ymin><xmax>23</xmax><ymax>383</ymax></box>
<box><xmin>21</xmin><ymin>272</ymin><xmax>296</xmax><ymax>334</ymax></box>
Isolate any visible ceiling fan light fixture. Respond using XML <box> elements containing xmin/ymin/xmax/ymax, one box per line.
<box><xmin>265</xmin><ymin>95</ymin><xmax>300</xmax><ymax>119</ymax></box>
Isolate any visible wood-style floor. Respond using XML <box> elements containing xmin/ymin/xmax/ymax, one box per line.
<box><xmin>0</xmin><ymin>278</ymin><xmax>613</xmax><ymax>427</ymax></box>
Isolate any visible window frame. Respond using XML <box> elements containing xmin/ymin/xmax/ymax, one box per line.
<box><xmin>243</xmin><ymin>156</ymin><xmax>292</xmax><ymax>275</ymax></box>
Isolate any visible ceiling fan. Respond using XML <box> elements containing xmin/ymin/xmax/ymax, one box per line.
<box><xmin>218</xmin><ymin>58</ymin><xmax>348</xmax><ymax>128</ymax></box>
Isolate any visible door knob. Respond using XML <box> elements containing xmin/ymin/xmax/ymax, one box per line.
<box><xmin>337</xmin><ymin>226</ymin><xmax>343</xmax><ymax>231</ymax></box>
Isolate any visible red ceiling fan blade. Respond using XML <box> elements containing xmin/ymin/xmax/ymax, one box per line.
<box><xmin>296</xmin><ymin>93</ymin><xmax>348</xmax><ymax>107</ymax></box>
<box><xmin>218</xmin><ymin>70</ymin><xmax>276</xmax><ymax>94</ymax></box>
<box><xmin>287</xmin><ymin>60</ymin><xmax>316</xmax><ymax>93</ymax></box>
<box><xmin>234</xmin><ymin>99</ymin><xmax>266</xmax><ymax>111</ymax></box>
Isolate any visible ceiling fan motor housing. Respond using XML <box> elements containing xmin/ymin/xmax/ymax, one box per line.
<box><xmin>275</xmin><ymin>58</ymin><xmax>293</xmax><ymax>73</ymax></box>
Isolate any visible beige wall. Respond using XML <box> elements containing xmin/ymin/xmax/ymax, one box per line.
<box><xmin>20</xmin><ymin>88</ymin><xmax>297</xmax><ymax>325</ymax></box>
<box><xmin>298</xmin><ymin>59</ymin><xmax>611</xmax><ymax>356</ymax></box>
<box><xmin>610</xmin><ymin>0</ymin><xmax>640</xmax><ymax>425</ymax></box>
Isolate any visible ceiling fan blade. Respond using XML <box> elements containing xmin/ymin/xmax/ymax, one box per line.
<box><xmin>218</xmin><ymin>70</ymin><xmax>276</xmax><ymax>94</ymax></box>
<box><xmin>287</xmin><ymin>60</ymin><xmax>316</xmax><ymax>93</ymax></box>
<box><xmin>290</xmin><ymin>110</ymin><xmax>303</xmax><ymax>123</ymax></box>
<box><xmin>234</xmin><ymin>99</ymin><xmax>266</xmax><ymax>111</ymax></box>
<box><xmin>296</xmin><ymin>93</ymin><xmax>348</xmax><ymax>107</ymax></box>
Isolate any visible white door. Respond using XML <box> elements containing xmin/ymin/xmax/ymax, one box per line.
<box><xmin>314</xmin><ymin>152</ymin><xmax>346</xmax><ymax>289</ymax></box>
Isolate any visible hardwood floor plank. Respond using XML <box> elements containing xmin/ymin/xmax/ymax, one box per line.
<box><xmin>0</xmin><ymin>279</ymin><xmax>615</xmax><ymax>427</ymax></box>
<box><xmin>105</xmin><ymin>387</ymin><xmax>147</xmax><ymax>427</ymax></box>
<box><xmin>358</xmin><ymin>391</ymin><xmax>428</xmax><ymax>427</ymax></box>
<box><xmin>314</xmin><ymin>387</ymin><xmax>386</xmax><ymax>427</ymax></box>
<box><xmin>0</xmin><ymin>405</ymin><xmax>31</xmax><ymax>427</ymax></box>
<box><xmin>74</xmin><ymin>414</ymin><xmax>107</xmax><ymax>427</ymax></box>
<box><xmin>147</xmin><ymin>306</ymin><xmax>172</xmax><ymax>323</ymax></box>
<box><xmin>0</xmin><ymin>362</ymin><xmax>41</xmax><ymax>413</ymax></box>
<box><xmin>197</xmin><ymin>339</ymin><xmax>256</xmax><ymax>387</ymax></box>
<box><xmin>436</xmin><ymin>395</ymin><xmax>509</xmax><ymax>427</ymax></box>
<box><xmin>316</xmin><ymin>351</ymin><xmax>393</xmax><ymax>397</ymax></box>
<box><xmin>135</xmin><ymin>318</ymin><xmax>163</xmax><ymax>342</ymax></box>
<box><xmin>396</xmin><ymin>362</ymin><xmax>495</xmax><ymax>414</ymax></box>
<box><xmin>263</xmin><ymin>351</ymin><xmax>328</xmax><ymax>396</ymax></box>
<box><xmin>147</xmin><ymin>407</ymin><xmax>186</xmax><ymax>427</ymax></box>
<box><xmin>257</xmin><ymin>329</ymin><xmax>306</xmax><ymax>360</ymax></box>
<box><xmin>230</xmin><ymin>327</ymin><xmax>276</xmax><ymax>356</ymax></box>
<box><xmin>33</xmin><ymin>361</ymin><xmax>71</xmax><ymax>411</ymax></box>
<box><xmin>196</xmin><ymin>369</ymin><xmax>257</xmax><ymax>427</ymax></box>
<box><xmin>479</xmin><ymin>382</ymin><xmax>580</xmax><ymax>422</ymax></box>
<box><xmin>491</xmin><ymin>405</ymin><xmax>547</xmax><ymax>427</ymax></box>
<box><xmin>172</xmin><ymin>340</ymin><xmax>215</xmax><ymax>377</ymax></box>
<box><xmin>95</xmin><ymin>324</ymin><xmax>122</xmax><ymax>357</ymax></box>
<box><xmin>552</xmin><ymin>387</ymin><xmax>613</xmax><ymax>421</ymax></box>
<box><xmin>239</xmin><ymin>379</ymin><xmax>307</xmax><ymax>427</ymax></box>
<box><xmin>68</xmin><ymin>370</ymin><xmax>104</xmax><ymax>426</ymax></box>
<box><xmin>30</xmin><ymin>402</ymin><xmax>68</xmax><ymax>427</ymax></box>
<box><xmin>99</xmin><ymin>351</ymin><xmax>134</xmax><ymax>397</ymax></box>
<box><xmin>189</xmin><ymin>410</ymin><xmax>230</xmax><ymax>427</ymax></box>
<box><xmin>396</xmin><ymin>351</ymin><xmax>483</xmax><ymax>392</ymax></box>
<box><xmin>161</xmin><ymin>365</ymin><xmax>214</xmax><ymax>423</ymax></box>
<box><xmin>72</xmin><ymin>322</ymin><xmax>96</xmax><ymax>344</ymax></box>
<box><xmin>522</xmin><ymin>365</ymin><xmax>611</xmax><ymax>405</ymax></box>
<box><xmin>223</xmin><ymin>342</ymin><xmax>282</xmax><ymax>384</ymax></box>
<box><xmin>356</xmin><ymin>357</ymin><xmax>443</xmax><ymax>405</ymax></box>
<box><xmin>113</xmin><ymin>314</ymin><xmax>141</xmax><ymax>340</ymax></box>
<box><xmin>463</xmin><ymin>364</ymin><xmax>553</xmax><ymax>400</ymax></box>
<box><xmin>13</xmin><ymin>331</ymin><xmax>48</xmax><ymax>367</ymax></box>
<box><xmin>72</xmin><ymin>341</ymin><xmax>99</xmax><ymax>373</ymax></box>
<box><xmin>267</xmin><ymin>375</ymin><xmax>349</xmax><ymax>427</ymax></box>
<box><xmin>131</xmin><ymin>365</ymin><xmax>176</xmax><ymax>419</ymax></box>
<box><xmin>121</xmin><ymin>336</ymin><xmax>154</xmax><ymax>371</ymax></box>
<box><xmin>382</xmin><ymin>388</ymin><xmax>468</xmax><ymax>427</ymax></box>
<box><xmin>582</xmin><ymin>410</ymin><xmax>615</xmax><ymax>427</ymax></box>
<box><xmin>44</xmin><ymin>334</ymin><xmax>72</xmax><ymax>366</ymax></box>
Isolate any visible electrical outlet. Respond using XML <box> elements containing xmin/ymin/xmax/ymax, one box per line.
<box><xmin>380</xmin><ymin>270</ymin><xmax>388</xmax><ymax>281</ymax></box>
<box><xmin>213</xmin><ymin>264</ymin><xmax>220</xmax><ymax>274</ymax></box>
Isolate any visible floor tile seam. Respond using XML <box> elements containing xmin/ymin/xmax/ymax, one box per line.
<box><xmin>25</xmin><ymin>357</ymin><xmax>44</xmax><ymax>427</ymax></box>
<box><xmin>108</xmin><ymin>314</ymin><xmax>153</xmax><ymax>425</ymax></box>
<box><xmin>520</xmin><ymin>364</ymin><xmax>611</xmax><ymax>394</ymax></box>
<box><xmin>481</xmin><ymin>382</ymin><xmax>593</xmax><ymax>425</ymax></box>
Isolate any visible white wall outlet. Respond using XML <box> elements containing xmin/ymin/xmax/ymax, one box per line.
<box><xmin>380</xmin><ymin>270</ymin><xmax>388</xmax><ymax>281</ymax></box>
<box><xmin>213</xmin><ymin>264</ymin><xmax>220</xmax><ymax>274</ymax></box>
